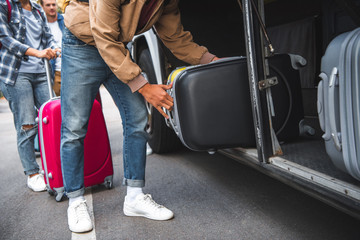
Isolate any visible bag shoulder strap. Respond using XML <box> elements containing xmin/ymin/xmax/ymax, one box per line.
<box><xmin>5</xmin><ymin>0</ymin><xmax>11</xmax><ymax>22</ymax></box>
<box><xmin>36</xmin><ymin>9</ymin><xmax>41</xmax><ymax>19</ymax></box>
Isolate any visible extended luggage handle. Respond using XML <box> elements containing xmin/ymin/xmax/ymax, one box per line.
<box><xmin>328</xmin><ymin>67</ymin><xmax>342</xmax><ymax>151</ymax></box>
<box><xmin>35</xmin><ymin>58</ymin><xmax>57</xmax><ymax>127</ymax></box>
<box><xmin>44</xmin><ymin>58</ymin><xmax>56</xmax><ymax>99</ymax></box>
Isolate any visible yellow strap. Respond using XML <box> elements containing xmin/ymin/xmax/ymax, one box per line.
<box><xmin>168</xmin><ymin>67</ymin><xmax>187</xmax><ymax>83</ymax></box>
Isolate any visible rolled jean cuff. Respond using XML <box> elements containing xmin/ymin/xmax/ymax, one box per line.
<box><xmin>25</xmin><ymin>168</ymin><xmax>40</xmax><ymax>176</ymax></box>
<box><xmin>122</xmin><ymin>178</ymin><xmax>145</xmax><ymax>188</ymax></box>
<box><xmin>66</xmin><ymin>187</ymin><xmax>85</xmax><ymax>199</ymax></box>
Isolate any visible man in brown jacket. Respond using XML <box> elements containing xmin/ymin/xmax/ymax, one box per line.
<box><xmin>60</xmin><ymin>0</ymin><xmax>218</xmax><ymax>233</ymax></box>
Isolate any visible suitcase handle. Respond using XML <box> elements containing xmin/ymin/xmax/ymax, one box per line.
<box><xmin>164</xmin><ymin>89</ymin><xmax>180</xmax><ymax>135</ymax></box>
<box><xmin>317</xmin><ymin>74</ymin><xmax>325</xmax><ymax>132</ymax></box>
<box><xmin>44</xmin><ymin>58</ymin><xmax>56</xmax><ymax>99</ymax></box>
<box><xmin>328</xmin><ymin>67</ymin><xmax>342</xmax><ymax>151</ymax></box>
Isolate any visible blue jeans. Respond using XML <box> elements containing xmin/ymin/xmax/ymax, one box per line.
<box><xmin>0</xmin><ymin>73</ymin><xmax>49</xmax><ymax>175</ymax></box>
<box><xmin>61</xmin><ymin>28</ymin><xmax>148</xmax><ymax>198</ymax></box>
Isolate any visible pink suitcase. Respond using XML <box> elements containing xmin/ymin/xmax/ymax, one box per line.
<box><xmin>38</xmin><ymin>60</ymin><xmax>113</xmax><ymax>201</ymax></box>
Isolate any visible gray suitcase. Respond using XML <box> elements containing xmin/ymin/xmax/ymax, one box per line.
<box><xmin>318</xmin><ymin>27</ymin><xmax>360</xmax><ymax>180</ymax></box>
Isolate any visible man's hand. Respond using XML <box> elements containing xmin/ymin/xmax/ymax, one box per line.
<box><xmin>138</xmin><ymin>83</ymin><xmax>174</xmax><ymax>119</ymax></box>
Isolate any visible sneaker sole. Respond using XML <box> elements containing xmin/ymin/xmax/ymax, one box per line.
<box><xmin>69</xmin><ymin>225</ymin><xmax>93</xmax><ymax>233</ymax></box>
<box><xmin>123</xmin><ymin>205</ymin><xmax>174</xmax><ymax>221</ymax></box>
<box><xmin>27</xmin><ymin>185</ymin><xmax>47</xmax><ymax>192</ymax></box>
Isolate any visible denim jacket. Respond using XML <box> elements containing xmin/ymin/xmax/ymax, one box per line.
<box><xmin>49</xmin><ymin>13</ymin><xmax>64</xmax><ymax>79</ymax></box>
<box><xmin>0</xmin><ymin>0</ymin><xmax>58</xmax><ymax>85</ymax></box>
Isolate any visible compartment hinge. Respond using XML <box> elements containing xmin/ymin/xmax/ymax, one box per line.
<box><xmin>258</xmin><ymin>76</ymin><xmax>278</xmax><ymax>90</ymax></box>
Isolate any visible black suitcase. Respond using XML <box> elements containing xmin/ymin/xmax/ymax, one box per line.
<box><xmin>268</xmin><ymin>54</ymin><xmax>306</xmax><ymax>141</ymax></box>
<box><xmin>167</xmin><ymin>57</ymin><xmax>255</xmax><ymax>152</ymax></box>
<box><xmin>166</xmin><ymin>54</ymin><xmax>306</xmax><ymax>152</ymax></box>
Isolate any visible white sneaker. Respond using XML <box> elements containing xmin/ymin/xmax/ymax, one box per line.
<box><xmin>27</xmin><ymin>174</ymin><xmax>46</xmax><ymax>192</ymax></box>
<box><xmin>146</xmin><ymin>143</ymin><xmax>153</xmax><ymax>155</ymax></box>
<box><xmin>123</xmin><ymin>193</ymin><xmax>174</xmax><ymax>221</ymax></box>
<box><xmin>67</xmin><ymin>200</ymin><xmax>93</xmax><ymax>233</ymax></box>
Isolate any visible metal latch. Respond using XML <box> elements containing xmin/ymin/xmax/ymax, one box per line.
<box><xmin>258</xmin><ymin>76</ymin><xmax>278</xmax><ymax>90</ymax></box>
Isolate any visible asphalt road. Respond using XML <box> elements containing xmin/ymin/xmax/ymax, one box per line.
<box><xmin>1</xmin><ymin>87</ymin><xmax>360</xmax><ymax>240</ymax></box>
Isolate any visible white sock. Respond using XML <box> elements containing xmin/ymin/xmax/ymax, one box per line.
<box><xmin>69</xmin><ymin>195</ymin><xmax>85</xmax><ymax>206</ymax></box>
<box><xmin>126</xmin><ymin>186</ymin><xmax>143</xmax><ymax>202</ymax></box>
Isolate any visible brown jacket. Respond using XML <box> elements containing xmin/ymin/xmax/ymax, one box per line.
<box><xmin>64</xmin><ymin>0</ymin><xmax>215</xmax><ymax>92</ymax></box>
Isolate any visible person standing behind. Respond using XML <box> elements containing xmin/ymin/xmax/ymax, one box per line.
<box><xmin>40</xmin><ymin>0</ymin><xmax>63</xmax><ymax>96</ymax></box>
<box><xmin>0</xmin><ymin>0</ymin><xmax>60</xmax><ymax>191</ymax></box>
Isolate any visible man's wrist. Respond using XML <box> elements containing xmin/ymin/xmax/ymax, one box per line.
<box><xmin>128</xmin><ymin>73</ymin><xmax>148</xmax><ymax>93</ymax></box>
<box><xmin>200</xmin><ymin>52</ymin><xmax>216</xmax><ymax>64</ymax></box>
<box><xmin>138</xmin><ymin>82</ymin><xmax>149</xmax><ymax>94</ymax></box>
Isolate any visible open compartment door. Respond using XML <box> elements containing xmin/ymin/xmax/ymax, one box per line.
<box><xmin>242</xmin><ymin>0</ymin><xmax>281</xmax><ymax>162</ymax></box>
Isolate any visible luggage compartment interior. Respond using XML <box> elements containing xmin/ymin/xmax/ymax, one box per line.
<box><xmin>178</xmin><ymin>0</ymin><xmax>360</xmax><ymax>185</ymax></box>
<box><xmin>264</xmin><ymin>0</ymin><xmax>360</xmax><ymax>186</ymax></box>
<box><xmin>279</xmin><ymin>134</ymin><xmax>360</xmax><ymax>187</ymax></box>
